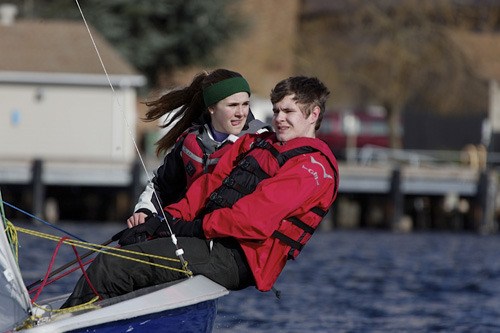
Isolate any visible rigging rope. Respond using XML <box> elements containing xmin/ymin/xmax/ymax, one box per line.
<box><xmin>3</xmin><ymin>201</ymin><xmax>86</xmax><ymax>242</ymax></box>
<box><xmin>16</xmin><ymin>297</ymin><xmax>100</xmax><ymax>330</ymax></box>
<box><xmin>28</xmin><ymin>258</ymin><xmax>95</xmax><ymax>296</ymax></box>
<box><xmin>4</xmin><ymin>218</ymin><xmax>19</xmax><ymax>261</ymax></box>
<box><xmin>33</xmin><ymin>296</ymin><xmax>100</xmax><ymax>316</ymax></box>
<box><xmin>6</xmin><ymin>222</ymin><xmax>192</xmax><ymax>321</ymax></box>
<box><xmin>14</xmin><ymin>225</ymin><xmax>190</xmax><ymax>275</ymax></box>
<box><xmin>31</xmin><ymin>236</ymin><xmax>74</xmax><ymax>303</ymax></box>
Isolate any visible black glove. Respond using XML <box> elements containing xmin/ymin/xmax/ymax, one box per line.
<box><xmin>169</xmin><ymin>216</ymin><xmax>205</xmax><ymax>238</ymax></box>
<box><xmin>159</xmin><ymin>211</ymin><xmax>205</xmax><ymax>238</ymax></box>
<box><xmin>118</xmin><ymin>214</ymin><xmax>170</xmax><ymax>246</ymax></box>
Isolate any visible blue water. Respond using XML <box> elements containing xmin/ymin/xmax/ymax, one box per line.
<box><xmin>14</xmin><ymin>221</ymin><xmax>500</xmax><ymax>332</ymax></box>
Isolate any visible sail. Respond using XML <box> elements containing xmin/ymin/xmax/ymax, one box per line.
<box><xmin>0</xmin><ymin>191</ymin><xmax>32</xmax><ymax>332</ymax></box>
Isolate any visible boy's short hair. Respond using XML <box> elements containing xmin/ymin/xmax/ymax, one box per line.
<box><xmin>270</xmin><ymin>76</ymin><xmax>330</xmax><ymax>130</ymax></box>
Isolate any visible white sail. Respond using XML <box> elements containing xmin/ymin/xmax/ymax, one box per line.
<box><xmin>0</xmin><ymin>194</ymin><xmax>32</xmax><ymax>332</ymax></box>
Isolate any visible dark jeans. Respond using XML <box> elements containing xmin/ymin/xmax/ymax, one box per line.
<box><xmin>61</xmin><ymin>237</ymin><xmax>253</xmax><ymax>308</ymax></box>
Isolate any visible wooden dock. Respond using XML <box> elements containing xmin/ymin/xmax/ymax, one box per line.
<box><xmin>336</xmin><ymin>162</ymin><xmax>497</xmax><ymax>233</ymax></box>
<box><xmin>0</xmin><ymin>159</ymin><xmax>497</xmax><ymax>232</ymax></box>
<box><xmin>338</xmin><ymin>163</ymin><xmax>478</xmax><ymax>195</ymax></box>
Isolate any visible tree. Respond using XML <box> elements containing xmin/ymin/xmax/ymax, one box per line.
<box><xmin>298</xmin><ymin>0</ymin><xmax>492</xmax><ymax>148</ymax></box>
<box><xmin>20</xmin><ymin>0</ymin><xmax>244</xmax><ymax>88</ymax></box>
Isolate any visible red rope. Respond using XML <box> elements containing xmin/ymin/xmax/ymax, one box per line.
<box><xmin>31</xmin><ymin>236</ymin><xmax>103</xmax><ymax>302</ymax></box>
<box><xmin>28</xmin><ymin>258</ymin><xmax>95</xmax><ymax>295</ymax></box>
<box><xmin>70</xmin><ymin>244</ymin><xmax>103</xmax><ymax>300</ymax></box>
<box><xmin>31</xmin><ymin>236</ymin><xmax>69</xmax><ymax>303</ymax></box>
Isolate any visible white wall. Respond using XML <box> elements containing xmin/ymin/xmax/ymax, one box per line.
<box><xmin>250</xmin><ymin>95</ymin><xmax>273</xmax><ymax>124</ymax></box>
<box><xmin>0</xmin><ymin>83</ymin><xmax>137</xmax><ymax>162</ymax></box>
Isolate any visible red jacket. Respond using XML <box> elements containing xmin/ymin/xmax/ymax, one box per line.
<box><xmin>167</xmin><ymin>132</ymin><xmax>339</xmax><ymax>291</ymax></box>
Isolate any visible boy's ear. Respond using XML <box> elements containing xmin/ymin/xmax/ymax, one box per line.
<box><xmin>309</xmin><ymin>106</ymin><xmax>320</xmax><ymax>124</ymax></box>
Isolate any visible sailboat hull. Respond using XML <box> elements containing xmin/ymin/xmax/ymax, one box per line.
<box><xmin>22</xmin><ymin>275</ymin><xmax>228</xmax><ymax>333</ymax></box>
<box><xmin>69</xmin><ymin>299</ymin><xmax>218</xmax><ymax>333</ymax></box>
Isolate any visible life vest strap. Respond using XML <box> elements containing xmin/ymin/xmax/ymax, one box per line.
<box><xmin>255</xmin><ymin>138</ymin><xmax>281</xmax><ymax>158</ymax></box>
<box><xmin>272</xmin><ymin>230</ymin><xmax>303</xmax><ymax>252</ymax></box>
<box><xmin>276</xmin><ymin>146</ymin><xmax>316</xmax><ymax>166</ymax></box>
<box><xmin>288</xmin><ymin>216</ymin><xmax>315</xmax><ymax>235</ymax></box>
<box><xmin>311</xmin><ymin>206</ymin><xmax>328</xmax><ymax>217</ymax></box>
<box><xmin>223</xmin><ymin>177</ymin><xmax>253</xmax><ymax>195</ymax></box>
<box><xmin>209</xmin><ymin>192</ymin><xmax>231</xmax><ymax>208</ymax></box>
<box><xmin>238</xmin><ymin>156</ymin><xmax>271</xmax><ymax>180</ymax></box>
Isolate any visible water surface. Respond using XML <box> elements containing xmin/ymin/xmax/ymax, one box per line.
<box><xmin>15</xmin><ymin>221</ymin><xmax>500</xmax><ymax>332</ymax></box>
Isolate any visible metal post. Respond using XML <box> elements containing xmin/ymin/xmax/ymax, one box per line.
<box><xmin>130</xmin><ymin>159</ymin><xmax>143</xmax><ymax>204</ymax></box>
<box><xmin>389</xmin><ymin>166</ymin><xmax>404</xmax><ymax>230</ymax></box>
<box><xmin>31</xmin><ymin>159</ymin><xmax>45</xmax><ymax>222</ymax></box>
<box><xmin>477</xmin><ymin>169</ymin><xmax>498</xmax><ymax>234</ymax></box>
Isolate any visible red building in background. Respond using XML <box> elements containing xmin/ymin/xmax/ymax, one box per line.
<box><xmin>317</xmin><ymin>107</ymin><xmax>394</xmax><ymax>160</ymax></box>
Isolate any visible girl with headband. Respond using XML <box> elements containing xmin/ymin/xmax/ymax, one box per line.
<box><xmin>127</xmin><ymin>69</ymin><xmax>271</xmax><ymax>228</ymax></box>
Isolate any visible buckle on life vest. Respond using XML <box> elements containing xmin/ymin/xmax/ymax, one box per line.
<box><xmin>223</xmin><ymin>177</ymin><xmax>235</xmax><ymax>187</ymax></box>
<box><xmin>238</xmin><ymin>159</ymin><xmax>251</xmax><ymax>169</ymax></box>
<box><xmin>209</xmin><ymin>192</ymin><xmax>225</xmax><ymax>205</ymax></box>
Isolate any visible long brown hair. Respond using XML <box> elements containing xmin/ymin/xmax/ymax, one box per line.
<box><xmin>145</xmin><ymin>69</ymin><xmax>245</xmax><ymax>156</ymax></box>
